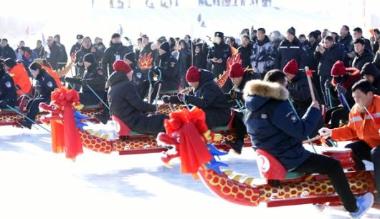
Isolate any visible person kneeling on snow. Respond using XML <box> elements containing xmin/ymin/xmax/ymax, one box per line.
<box><xmin>319</xmin><ymin>79</ymin><xmax>380</xmax><ymax>205</ymax></box>
<box><xmin>162</xmin><ymin>66</ymin><xmax>230</xmax><ymax>129</ymax></box>
<box><xmin>244</xmin><ymin>79</ymin><xmax>373</xmax><ymax>217</ymax></box>
<box><xmin>107</xmin><ymin>60</ymin><xmax>167</xmax><ymax>135</ymax></box>
<box><xmin>20</xmin><ymin>62</ymin><xmax>57</xmax><ymax>128</ymax></box>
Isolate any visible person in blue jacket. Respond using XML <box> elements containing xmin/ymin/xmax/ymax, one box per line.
<box><xmin>20</xmin><ymin>62</ymin><xmax>57</xmax><ymax>129</ymax></box>
<box><xmin>243</xmin><ymin>79</ymin><xmax>373</xmax><ymax>217</ymax></box>
<box><xmin>0</xmin><ymin>59</ymin><xmax>17</xmax><ymax>109</ymax></box>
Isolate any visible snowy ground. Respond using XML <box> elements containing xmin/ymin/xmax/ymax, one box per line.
<box><xmin>0</xmin><ymin>125</ymin><xmax>379</xmax><ymax>219</ymax></box>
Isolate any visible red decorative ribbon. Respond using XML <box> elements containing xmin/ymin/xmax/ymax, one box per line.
<box><xmin>163</xmin><ymin>107</ymin><xmax>211</xmax><ymax>174</ymax></box>
<box><xmin>41</xmin><ymin>87</ymin><xmax>83</xmax><ymax>159</ymax></box>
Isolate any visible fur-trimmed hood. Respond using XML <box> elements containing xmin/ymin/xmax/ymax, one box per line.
<box><xmin>243</xmin><ymin>80</ymin><xmax>289</xmax><ymax>112</ymax></box>
<box><xmin>243</xmin><ymin>80</ymin><xmax>289</xmax><ymax>100</ymax></box>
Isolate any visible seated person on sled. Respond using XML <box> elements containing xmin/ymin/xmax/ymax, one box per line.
<box><xmin>65</xmin><ymin>53</ymin><xmax>106</xmax><ymax>106</ymax></box>
<box><xmin>107</xmin><ymin>60</ymin><xmax>167</xmax><ymax>135</ymax></box>
<box><xmin>0</xmin><ymin>59</ymin><xmax>17</xmax><ymax>109</ymax></box>
<box><xmin>282</xmin><ymin>59</ymin><xmax>312</xmax><ymax>117</ymax></box>
<box><xmin>65</xmin><ymin>53</ymin><xmax>109</xmax><ymax>123</ymax></box>
<box><xmin>162</xmin><ymin>66</ymin><xmax>230</xmax><ymax>129</ymax></box>
<box><xmin>324</xmin><ymin>61</ymin><xmax>361</xmax><ymax>128</ymax></box>
<box><xmin>224</xmin><ymin>63</ymin><xmax>255</xmax><ymax>154</ymax></box>
<box><xmin>319</xmin><ymin>79</ymin><xmax>380</xmax><ymax>205</ymax></box>
<box><xmin>244</xmin><ymin>79</ymin><xmax>373</xmax><ymax>217</ymax></box>
<box><xmin>20</xmin><ymin>62</ymin><xmax>57</xmax><ymax>128</ymax></box>
<box><xmin>145</xmin><ymin>42</ymin><xmax>179</xmax><ymax>101</ymax></box>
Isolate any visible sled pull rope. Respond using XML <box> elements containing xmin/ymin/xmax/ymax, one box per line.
<box><xmin>6</xmin><ymin>104</ymin><xmax>51</xmax><ymax>133</ymax></box>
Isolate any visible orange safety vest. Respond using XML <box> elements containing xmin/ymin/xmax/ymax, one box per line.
<box><xmin>8</xmin><ymin>63</ymin><xmax>32</xmax><ymax>96</ymax></box>
<box><xmin>42</xmin><ymin>65</ymin><xmax>62</xmax><ymax>88</ymax></box>
<box><xmin>332</xmin><ymin>95</ymin><xmax>380</xmax><ymax>148</ymax></box>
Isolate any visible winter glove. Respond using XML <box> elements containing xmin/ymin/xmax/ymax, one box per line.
<box><xmin>177</xmin><ymin>93</ymin><xmax>186</xmax><ymax>103</ymax></box>
<box><xmin>162</xmin><ymin>95</ymin><xmax>171</xmax><ymax>104</ymax></box>
<box><xmin>318</xmin><ymin>127</ymin><xmax>332</xmax><ymax>139</ymax></box>
<box><xmin>229</xmin><ymin>89</ymin><xmax>237</xmax><ymax>99</ymax></box>
<box><xmin>336</xmin><ymin>84</ymin><xmax>347</xmax><ymax>95</ymax></box>
<box><xmin>0</xmin><ymin>100</ymin><xmax>6</xmax><ymax>108</ymax></box>
<box><xmin>65</xmin><ymin>77</ymin><xmax>82</xmax><ymax>85</ymax></box>
<box><xmin>162</xmin><ymin>95</ymin><xmax>182</xmax><ymax>104</ymax></box>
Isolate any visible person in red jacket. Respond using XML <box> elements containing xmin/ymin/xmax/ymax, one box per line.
<box><xmin>319</xmin><ymin>79</ymin><xmax>380</xmax><ymax>204</ymax></box>
<box><xmin>3</xmin><ymin>58</ymin><xmax>32</xmax><ymax>96</ymax></box>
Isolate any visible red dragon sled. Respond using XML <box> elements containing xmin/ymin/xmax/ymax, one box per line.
<box><xmin>157</xmin><ymin>107</ymin><xmax>376</xmax><ymax>207</ymax></box>
<box><xmin>36</xmin><ymin>88</ymin><xmax>244</xmax><ymax>158</ymax></box>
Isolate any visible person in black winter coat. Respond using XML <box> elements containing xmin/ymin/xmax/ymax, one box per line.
<box><xmin>243</xmin><ymin>79</ymin><xmax>366</xmax><ymax>215</ymax></box>
<box><xmin>94</xmin><ymin>37</ymin><xmax>106</xmax><ymax>61</ymax></box>
<box><xmin>238</xmin><ymin>35</ymin><xmax>252</xmax><ymax>69</ymax></box>
<box><xmin>0</xmin><ymin>60</ymin><xmax>17</xmax><ymax>109</ymax></box>
<box><xmin>208</xmin><ymin>32</ymin><xmax>231</xmax><ymax>77</ymax></box>
<box><xmin>75</xmin><ymin>37</ymin><xmax>103</xmax><ymax>78</ymax></box>
<box><xmin>102</xmin><ymin>33</ymin><xmax>132</xmax><ymax>77</ymax></box>
<box><xmin>0</xmin><ymin>39</ymin><xmax>16</xmax><ymax>60</ymax></box>
<box><xmin>303</xmin><ymin>31</ymin><xmax>320</xmax><ymax>71</ymax></box>
<box><xmin>53</xmin><ymin>35</ymin><xmax>68</xmax><ymax>70</ymax></box>
<box><xmin>274</xmin><ymin>27</ymin><xmax>304</xmax><ymax>70</ymax></box>
<box><xmin>107</xmin><ymin>60</ymin><xmax>167</xmax><ymax>135</ymax></box>
<box><xmin>124</xmin><ymin>52</ymin><xmax>142</xmax><ymax>83</ymax></box>
<box><xmin>20</xmin><ymin>62</ymin><xmax>57</xmax><ymax>129</ymax></box>
<box><xmin>157</xmin><ymin>42</ymin><xmax>179</xmax><ymax>92</ymax></box>
<box><xmin>163</xmin><ymin>66</ymin><xmax>230</xmax><ymax>129</ymax></box>
<box><xmin>33</xmin><ymin>40</ymin><xmax>47</xmax><ymax>59</ymax></box>
<box><xmin>66</xmin><ymin>53</ymin><xmax>107</xmax><ymax>107</ymax></box>
<box><xmin>305</xmin><ymin>31</ymin><xmax>322</xmax><ymax>103</ymax></box>
<box><xmin>193</xmin><ymin>42</ymin><xmax>208</xmax><ymax>69</ymax></box>
<box><xmin>352</xmin><ymin>38</ymin><xmax>374</xmax><ymax>71</ymax></box>
<box><xmin>361</xmin><ymin>62</ymin><xmax>380</xmax><ymax>95</ymax></box>
<box><xmin>79</xmin><ymin>53</ymin><xmax>106</xmax><ymax>106</ymax></box>
<box><xmin>177</xmin><ymin>40</ymin><xmax>191</xmax><ymax>88</ymax></box>
<box><xmin>47</xmin><ymin>36</ymin><xmax>65</xmax><ymax>70</ymax></box>
<box><xmin>338</xmin><ymin>25</ymin><xmax>355</xmax><ymax>66</ymax></box>
<box><xmin>224</xmin><ymin>63</ymin><xmax>255</xmax><ymax>154</ymax></box>
<box><xmin>314</xmin><ymin>36</ymin><xmax>345</xmax><ymax>105</ymax></box>
<box><xmin>70</xmin><ymin>34</ymin><xmax>83</xmax><ymax>57</ymax></box>
<box><xmin>353</xmin><ymin>27</ymin><xmax>372</xmax><ymax>54</ymax></box>
<box><xmin>123</xmin><ymin>52</ymin><xmax>149</xmax><ymax>98</ymax></box>
<box><xmin>282</xmin><ymin>59</ymin><xmax>311</xmax><ymax>117</ymax></box>
<box><xmin>251</xmin><ymin>28</ymin><xmax>276</xmax><ymax>78</ymax></box>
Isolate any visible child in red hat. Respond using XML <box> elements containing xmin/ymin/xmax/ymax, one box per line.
<box><xmin>163</xmin><ymin>66</ymin><xmax>230</xmax><ymax>129</ymax></box>
<box><xmin>324</xmin><ymin>60</ymin><xmax>361</xmax><ymax>128</ymax></box>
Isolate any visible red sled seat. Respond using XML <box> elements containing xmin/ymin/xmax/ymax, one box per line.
<box><xmin>111</xmin><ymin>115</ymin><xmax>145</xmax><ymax>137</ymax></box>
<box><xmin>256</xmin><ymin>149</ymin><xmax>304</xmax><ymax>181</ymax></box>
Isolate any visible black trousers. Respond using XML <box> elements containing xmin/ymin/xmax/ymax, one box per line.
<box><xmin>324</xmin><ymin>106</ymin><xmax>349</xmax><ymax>128</ymax></box>
<box><xmin>232</xmin><ymin>112</ymin><xmax>246</xmax><ymax>143</ymax></box>
<box><xmin>80</xmin><ymin>91</ymin><xmax>107</xmax><ymax>106</ymax></box>
<box><xmin>129</xmin><ymin>114</ymin><xmax>168</xmax><ymax>135</ymax></box>
<box><xmin>294</xmin><ymin>153</ymin><xmax>357</xmax><ymax>212</ymax></box>
<box><xmin>24</xmin><ymin>98</ymin><xmax>49</xmax><ymax>126</ymax></box>
<box><xmin>345</xmin><ymin>141</ymin><xmax>380</xmax><ymax>196</ymax></box>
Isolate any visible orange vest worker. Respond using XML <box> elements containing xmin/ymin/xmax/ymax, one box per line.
<box><xmin>42</xmin><ymin>65</ymin><xmax>62</xmax><ymax>88</ymax></box>
<box><xmin>332</xmin><ymin>95</ymin><xmax>380</xmax><ymax>147</ymax></box>
<box><xmin>8</xmin><ymin>63</ymin><xmax>32</xmax><ymax>96</ymax></box>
